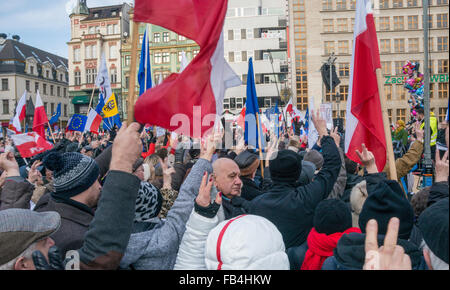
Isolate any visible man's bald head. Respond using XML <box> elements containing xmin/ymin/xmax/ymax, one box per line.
<box><xmin>212</xmin><ymin>158</ymin><xmax>242</xmax><ymax>198</ymax></box>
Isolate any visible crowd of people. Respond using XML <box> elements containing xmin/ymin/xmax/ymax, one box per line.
<box><xmin>0</xmin><ymin>108</ymin><xmax>448</xmax><ymax>271</ymax></box>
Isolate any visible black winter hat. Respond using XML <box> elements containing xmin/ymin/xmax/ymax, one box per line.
<box><xmin>269</xmin><ymin>149</ymin><xmax>301</xmax><ymax>183</ymax></box>
<box><xmin>418</xmin><ymin>197</ymin><xmax>449</xmax><ymax>264</ymax></box>
<box><xmin>314</xmin><ymin>199</ymin><xmax>353</xmax><ymax>235</ymax></box>
<box><xmin>359</xmin><ymin>180</ymin><xmax>414</xmax><ymax>240</ymax></box>
<box><xmin>43</xmin><ymin>151</ymin><xmax>99</xmax><ymax>198</ymax></box>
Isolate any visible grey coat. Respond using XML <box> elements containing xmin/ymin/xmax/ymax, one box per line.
<box><xmin>119</xmin><ymin>158</ymin><xmax>213</xmax><ymax>270</ymax></box>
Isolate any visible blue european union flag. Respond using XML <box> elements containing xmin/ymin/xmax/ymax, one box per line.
<box><xmin>49</xmin><ymin>103</ymin><xmax>61</xmax><ymax>125</ymax></box>
<box><xmin>67</xmin><ymin>114</ymin><xmax>87</xmax><ymax>132</ymax></box>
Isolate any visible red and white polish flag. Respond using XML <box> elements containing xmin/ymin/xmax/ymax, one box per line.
<box><xmin>345</xmin><ymin>0</ymin><xmax>386</xmax><ymax>171</ymax></box>
<box><xmin>85</xmin><ymin>109</ymin><xmax>102</xmax><ymax>135</ymax></box>
<box><xmin>11</xmin><ymin>90</ymin><xmax>27</xmax><ymax>133</ymax></box>
<box><xmin>32</xmin><ymin>91</ymin><xmax>49</xmax><ymax>139</ymax></box>
<box><xmin>10</xmin><ymin>132</ymin><xmax>53</xmax><ymax>158</ymax></box>
<box><xmin>133</xmin><ymin>0</ymin><xmax>241</xmax><ymax>138</ymax></box>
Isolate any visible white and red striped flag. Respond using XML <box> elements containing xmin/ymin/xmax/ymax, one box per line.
<box><xmin>32</xmin><ymin>91</ymin><xmax>49</xmax><ymax>139</ymax></box>
<box><xmin>85</xmin><ymin>109</ymin><xmax>102</xmax><ymax>135</ymax></box>
<box><xmin>11</xmin><ymin>91</ymin><xmax>27</xmax><ymax>133</ymax></box>
<box><xmin>345</xmin><ymin>0</ymin><xmax>386</xmax><ymax>171</ymax></box>
<box><xmin>10</xmin><ymin>132</ymin><xmax>53</xmax><ymax>158</ymax></box>
<box><xmin>133</xmin><ymin>0</ymin><xmax>241</xmax><ymax>138</ymax></box>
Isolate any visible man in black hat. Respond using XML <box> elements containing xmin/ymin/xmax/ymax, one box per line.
<box><xmin>247</xmin><ymin>111</ymin><xmax>342</xmax><ymax>249</ymax></box>
<box><xmin>234</xmin><ymin>150</ymin><xmax>268</xmax><ymax>201</ymax></box>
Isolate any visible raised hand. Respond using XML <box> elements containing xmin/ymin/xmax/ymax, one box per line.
<box><xmin>0</xmin><ymin>152</ymin><xmax>20</xmax><ymax>177</ymax></box>
<box><xmin>330</xmin><ymin>127</ymin><xmax>341</xmax><ymax>147</ymax></box>
<box><xmin>110</xmin><ymin>122</ymin><xmax>143</xmax><ymax>173</ymax></box>
<box><xmin>363</xmin><ymin>218</ymin><xmax>412</xmax><ymax>270</ymax></box>
<box><xmin>311</xmin><ymin>110</ymin><xmax>328</xmax><ymax>138</ymax></box>
<box><xmin>355</xmin><ymin>143</ymin><xmax>378</xmax><ymax>174</ymax></box>
<box><xmin>27</xmin><ymin>160</ymin><xmax>43</xmax><ymax>185</ymax></box>
<box><xmin>434</xmin><ymin>149</ymin><xmax>449</xmax><ymax>183</ymax></box>
<box><xmin>194</xmin><ymin>172</ymin><xmax>222</xmax><ymax>218</ymax></box>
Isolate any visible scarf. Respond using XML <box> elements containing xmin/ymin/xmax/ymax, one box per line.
<box><xmin>300</xmin><ymin>227</ymin><xmax>361</xmax><ymax>270</ymax></box>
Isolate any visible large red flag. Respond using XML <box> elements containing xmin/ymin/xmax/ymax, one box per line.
<box><xmin>11</xmin><ymin>132</ymin><xmax>53</xmax><ymax>158</ymax></box>
<box><xmin>32</xmin><ymin>91</ymin><xmax>48</xmax><ymax>139</ymax></box>
<box><xmin>345</xmin><ymin>0</ymin><xmax>386</xmax><ymax>171</ymax></box>
<box><xmin>133</xmin><ymin>0</ymin><xmax>241</xmax><ymax>138</ymax></box>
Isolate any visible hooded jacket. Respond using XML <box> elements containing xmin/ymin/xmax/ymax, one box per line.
<box><xmin>175</xmin><ymin>213</ymin><xmax>289</xmax><ymax>270</ymax></box>
<box><xmin>321</xmin><ymin>232</ymin><xmax>427</xmax><ymax>270</ymax></box>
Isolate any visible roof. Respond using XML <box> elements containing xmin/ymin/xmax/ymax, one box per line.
<box><xmin>0</xmin><ymin>39</ymin><xmax>68</xmax><ymax>76</ymax></box>
<box><xmin>82</xmin><ymin>4</ymin><xmax>124</xmax><ymax>21</ymax></box>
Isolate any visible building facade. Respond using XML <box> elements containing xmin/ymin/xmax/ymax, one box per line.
<box><xmin>223</xmin><ymin>0</ymin><xmax>290</xmax><ymax>114</ymax></box>
<box><xmin>289</xmin><ymin>0</ymin><xmax>449</xmax><ymax>124</ymax></box>
<box><xmin>0</xmin><ymin>35</ymin><xmax>70</xmax><ymax>128</ymax></box>
<box><xmin>67</xmin><ymin>0</ymin><xmax>131</xmax><ymax>118</ymax></box>
<box><xmin>121</xmin><ymin>10</ymin><xmax>200</xmax><ymax>120</ymax></box>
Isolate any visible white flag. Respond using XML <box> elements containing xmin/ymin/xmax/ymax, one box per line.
<box><xmin>95</xmin><ymin>53</ymin><xmax>112</xmax><ymax>102</ymax></box>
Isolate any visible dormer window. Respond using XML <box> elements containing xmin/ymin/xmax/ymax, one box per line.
<box><xmin>46</xmin><ymin>70</ymin><xmax>49</xmax><ymax>78</ymax></box>
<box><xmin>94</xmin><ymin>13</ymin><xmax>99</xmax><ymax>18</ymax></box>
<box><xmin>112</xmin><ymin>11</ymin><xmax>117</xmax><ymax>16</ymax></box>
<box><xmin>30</xmin><ymin>66</ymin><xmax>34</xmax><ymax>75</ymax></box>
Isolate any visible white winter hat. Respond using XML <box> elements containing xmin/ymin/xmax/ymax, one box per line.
<box><xmin>205</xmin><ymin>214</ymin><xmax>290</xmax><ymax>270</ymax></box>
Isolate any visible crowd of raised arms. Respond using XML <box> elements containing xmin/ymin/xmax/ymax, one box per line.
<box><xmin>0</xmin><ymin>109</ymin><xmax>448</xmax><ymax>270</ymax></box>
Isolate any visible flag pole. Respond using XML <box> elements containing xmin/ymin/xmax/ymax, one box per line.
<box><xmin>375</xmin><ymin>68</ymin><xmax>398</xmax><ymax>182</ymax></box>
<box><xmin>127</xmin><ymin>17</ymin><xmax>140</xmax><ymax>125</ymax></box>
<box><xmin>255</xmin><ymin>112</ymin><xmax>264</xmax><ymax>179</ymax></box>
<box><xmin>47</xmin><ymin>122</ymin><xmax>56</xmax><ymax>144</ymax></box>
<box><xmin>87</xmin><ymin>84</ymin><xmax>97</xmax><ymax>112</ymax></box>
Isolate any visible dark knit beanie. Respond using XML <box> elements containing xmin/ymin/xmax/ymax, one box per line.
<box><xmin>43</xmin><ymin>151</ymin><xmax>100</xmax><ymax>198</ymax></box>
<box><xmin>418</xmin><ymin>197</ymin><xmax>449</xmax><ymax>264</ymax></box>
<box><xmin>269</xmin><ymin>150</ymin><xmax>301</xmax><ymax>183</ymax></box>
<box><xmin>314</xmin><ymin>199</ymin><xmax>353</xmax><ymax>235</ymax></box>
<box><xmin>359</xmin><ymin>180</ymin><xmax>414</xmax><ymax>240</ymax></box>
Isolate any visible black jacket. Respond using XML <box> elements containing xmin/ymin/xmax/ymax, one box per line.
<box><xmin>247</xmin><ymin>136</ymin><xmax>342</xmax><ymax>249</ymax></box>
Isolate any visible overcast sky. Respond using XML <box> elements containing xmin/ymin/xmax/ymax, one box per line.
<box><xmin>0</xmin><ymin>0</ymin><xmax>131</xmax><ymax>59</ymax></box>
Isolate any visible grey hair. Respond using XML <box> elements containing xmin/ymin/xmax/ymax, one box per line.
<box><xmin>0</xmin><ymin>242</ymin><xmax>38</xmax><ymax>270</ymax></box>
<box><xmin>421</xmin><ymin>241</ymin><xmax>449</xmax><ymax>270</ymax></box>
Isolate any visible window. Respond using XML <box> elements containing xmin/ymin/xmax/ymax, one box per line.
<box><xmin>154</xmin><ymin>33</ymin><xmax>161</xmax><ymax>43</ymax></box>
<box><xmin>322</xmin><ymin>0</ymin><xmax>333</xmax><ymax>10</ymax></box>
<box><xmin>44</xmin><ymin>102</ymin><xmax>48</xmax><ymax>114</ymax></box>
<box><xmin>394</xmin><ymin>16</ymin><xmax>404</xmax><ymax>30</ymax></box>
<box><xmin>385</xmin><ymin>84</ymin><xmax>392</xmax><ymax>100</ymax></box>
<box><xmin>338</xmin><ymin>40</ymin><xmax>349</xmax><ymax>54</ymax></box>
<box><xmin>336</xmin><ymin>0</ymin><xmax>346</xmax><ymax>9</ymax></box>
<box><xmin>25</xmin><ymin>80</ymin><xmax>30</xmax><ymax>92</ymax></box>
<box><xmin>242</xmin><ymin>51</ymin><xmax>248</xmax><ymax>62</ymax></box>
<box><xmin>63</xmin><ymin>88</ymin><xmax>67</xmax><ymax>98</ymax></box>
<box><xmin>46</xmin><ymin>71</ymin><xmax>50</xmax><ymax>79</ymax></box>
<box><xmin>350</xmin><ymin>0</ymin><xmax>356</xmax><ymax>9</ymax></box>
<box><xmin>74</xmin><ymin>71</ymin><xmax>81</xmax><ymax>86</ymax></box>
<box><xmin>380</xmin><ymin>39</ymin><xmax>391</xmax><ymax>53</ymax></box>
<box><xmin>29</xmin><ymin>66</ymin><xmax>34</xmax><ymax>75</ymax></box>
<box><xmin>337</xmin><ymin>18</ymin><xmax>348</xmax><ymax>32</ymax></box>
<box><xmin>396</xmin><ymin>109</ymin><xmax>406</xmax><ymax>122</ymax></box>
<box><xmin>178</xmin><ymin>35</ymin><xmax>186</xmax><ymax>41</ymax></box>
<box><xmin>439</xmin><ymin>107</ymin><xmax>448</xmax><ymax>122</ymax></box>
<box><xmin>35</xmin><ymin>82</ymin><xmax>39</xmax><ymax>93</ymax></box>
<box><xmin>223</xmin><ymin>98</ymin><xmax>230</xmax><ymax>110</ymax></box>
<box><xmin>2</xmin><ymin>100</ymin><xmax>9</xmax><ymax>114</ymax></box>
<box><xmin>381</xmin><ymin>61</ymin><xmax>391</xmax><ymax>75</ymax></box>
<box><xmin>395</xmin><ymin>61</ymin><xmax>404</xmax><ymax>75</ymax></box>
<box><xmin>85</xmin><ymin>45</ymin><xmax>96</xmax><ymax>59</ymax></box>
<box><xmin>408</xmin><ymin>38</ymin><xmax>419</xmax><ymax>52</ymax></box>
<box><xmin>437</xmin><ymin>14</ymin><xmax>448</xmax><ymax>28</ymax></box>
<box><xmin>241</xmin><ymin>29</ymin><xmax>246</xmax><ymax>40</ymax></box>
<box><xmin>429</xmin><ymin>60</ymin><xmax>434</xmax><ymax>74</ymax></box>
<box><xmin>109</xmin><ymin>45</ymin><xmax>116</xmax><ymax>59</ymax></box>
<box><xmin>393</xmin><ymin>0</ymin><xmax>403</xmax><ymax>8</ymax></box>
<box><xmin>162</xmin><ymin>52</ymin><xmax>170</xmax><ymax>63</ymax></box>
<box><xmin>394</xmin><ymin>39</ymin><xmax>405</xmax><ymax>52</ymax></box>
<box><xmin>228</xmin><ymin>52</ymin><xmax>235</xmax><ymax>63</ymax></box>
<box><xmin>85</xmin><ymin>68</ymin><xmax>97</xmax><ymax>84</ymax></box>
<box><xmin>43</xmin><ymin>84</ymin><xmax>47</xmax><ymax>95</ymax></box>
<box><xmin>438</xmin><ymin>59</ymin><xmax>449</xmax><ymax>73</ymax></box>
<box><xmin>89</xmin><ymin>26</ymin><xmax>95</xmax><ymax>34</ymax></box>
<box><xmin>228</xmin><ymin>30</ymin><xmax>234</xmax><ymax>41</ymax></box>
<box><xmin>107</xmin><ymin>25</ymin><xmax>113</xmax><ymax>35</ymax></box>
<box><xmin>437</xmin><ymin>37</ymin><xmax>448</xmax><ymax>51</ymax></box>
<box><xmin>162</xmin><ymin>32</ymin><xmax>169</xmax><ymax>42</ymax></box>
<box><xmin>233</xmin><ymin>29</ymin><xmax>241</xmax><ymax>40</ymax></box>
<box><xmin>324</xmin><ymin>41</ymin><xmax>335</xmax><ymax>55</ymax></box>
<box><xmin>246</xmin><ymin>28</ymin><xmax>254</xmax><ymax>39</ymax></box>
<box><xmin>57</xmin><ymin>86</ymin><xmax>60</xmax><ymax>97</ymax></box>
<box><xmin>437</xmin><ymin>0</ymin><xmax>448</xmax><ymax>4</ymax></box>
<box><xmin>64</xmin><ymin>104</ymin><xmax>67</xmax><ymax>117</ymax></box>
<box><xmin>340</xmin><ymin>85</ymin><xmax>349</xmax><ymax>100</ymax></box>
<box><xmin>379</xmin><ymin>17</ymin><xmax>390</xmax><ymax>30</ymax></box>
<box><xmin>407</xmin><ymin>0</ymin><xmax>417</xmax><ymax>6</ymax></box>
<box><xmin>408</xmin><ymin>15</ymin><xmax>418</xmax><ymax>29</ymax></box>
<box><xmin>235</xmin><ymin>51</ymin><xmax>242</xmax><ymax>62</ymax></box>
<box><xmin>50</xmin><ymin>103</ymin><xmax>54</xmax><ymax>115</ymax></box>
<box><xmin>114</xmin><ymin>24</ymin><xmax>119</xmax><ymax>34</ymax></box>
<box><xmin>323</xmin><ymin>19</ymin><xmax>334</xmax><ymax>32</ymax></box>
<box><xmin>125</xmin><ymin>55</ymin><xmax>131</xmax><ymax>66</ymax></box>
<box><xmin>396</xmin><ymin>84</ymin><xmax>406</xmax><ymax>100</ymax></box>
<box><xmin>379</xmin><ymin>0</ymin><xmax>389</xmax><ymax>8</ymax></box>
<box><xmin>110</xmin><ymin>68</ymin><xmax>117</xmax><ymax>83</ymax></box>
<box><xmin>154</xmin><ymin>53</ymin><xmax>162</xmax><ymax>64</ymax></box>
<box><xmin>50</xmin><ymin>85</ymin><xmax>54</xmax><ymax>96</ymax></box>
<box><xmin>73</xmin><ymin>48</ymin><xmax>80</xmax><ymax>62</ymax></box>
<box><xmin>429</xmin><ymin>15</ymin><xmax>433</xmax><ymax>28</ymax></box>
<box><xmin>193</xmin><ymin>50</ymin><xmax>199</xmax><ymax>58</ymax></box>
<box><xmin>339</xmin><ymin>63</ymin><xmax>350</xmax><ymax>77</ymax></box>
<box><xmin>388</xmin><ymin>109</ymin><xmax>393</xmax><ymax>124</ymax></box>
<box><xmin>430</xmin><ymin>83</ymin><xmax>435</xmax><ymax>99</ymax></box>
<box><xmin>438</xmin><ymin>83</ymin><xmax>448</xmax><ymax>99</ymax></box>
<box><xmin>325</xmin><ymin>87</ymin><xmax>336</xmax><ymax>102</ymax></box>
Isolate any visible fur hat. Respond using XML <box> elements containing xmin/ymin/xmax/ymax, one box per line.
<box><xmin>350</xmin><ymin>180</ymin><xmax>368</xmax><ymax>228</ymax></box>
